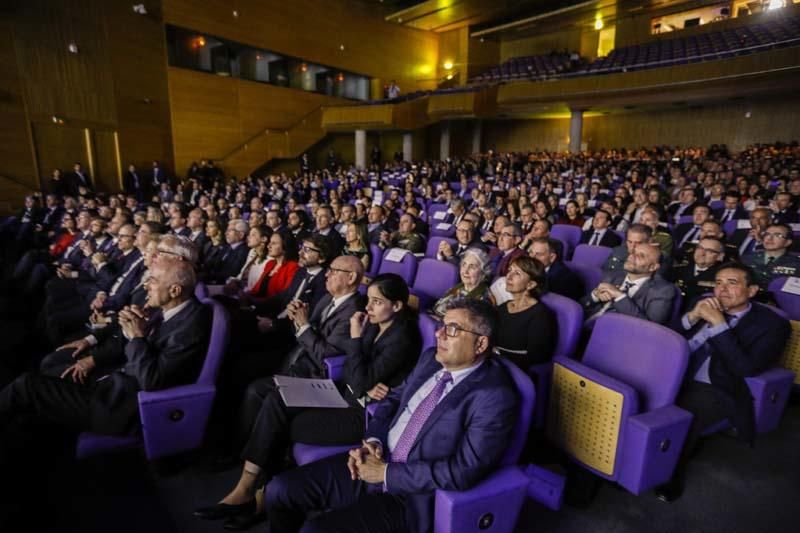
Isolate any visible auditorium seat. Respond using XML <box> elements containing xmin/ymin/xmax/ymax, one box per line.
<box><xmin>551</xmin><ymin>224</ymin><xmax>582</xmax><ymax>259</ymax></box>
<box><xmin>426</xmin><ymin>236</ymin><xmax>457</xmax><ymax>259</ymax></box>
<box><xmin>546</xmin><ymin>314</ymin><xmax>692</xmax><ymax>494</ymax></box>
<box><xmin>410</xmin><ymin>258</ymin><xmax>459</xmax><ymax>311</ymax></box>
<box><xmin>76</xmin><ymin>298</ymin><xmax>231</xmax><ymax>460</ymax></box>
<box><xmin>377</xmin><ymin>247</ymin><xmax>418</xmax><ymax>286</ymax></box>
<box><xmin>572</xmin><ymin>244</ymin><xmax>613</xmax><ymax>268</ymax></box>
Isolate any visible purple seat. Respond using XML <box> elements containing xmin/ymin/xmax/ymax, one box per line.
<box><xmin>768</xmin><ymin>277</ymin><xmax>800</xmax><ymax>320</ymax></box>
<box><xmin>410</xmin><ymin>259</ymin><xmax>458</xmax><ymax>310</ymax></box>
<box><xmin>194</xmin><ymin>281</ymin><xmax>209</xmax><ymax>300</ymax></box>
<box><xmin>366</xmin><ymin>244</ymin><xmax>383</xmax><ymax>280</ymax></box>
<box><xmin>564</xmin><ymin>261</ymin><xmax>602</xmax><ymax>298</ymax></box>
<box><xmin>418</xmin><ymin>312</ymin><xmax>439</xmax><ymax>352</ymax></box>
<box><xmin>572</xmin><ymin>244</ymin><xmax>613</xmax><ymax>268</ymax></box>
<box><xmin>430</xmin><ymin>222</ymin><xmax>456</xmax><ymax>239</ymax></box>
<box><xmin>377</xmin><ymin>248</ymin><xmax>418</xmax><ymax>286</ymax></box>
<box><xmin>722</xmin><ymin>219</ymin><xmax>739</xmax><ymax>238</ymax></box>
<box><xmin>425</xmin><ymin>236</ymin><xmax>457</xmax><ymax>259</ymax></box>
<box><xmin>528</xmin><ymin>293</ymin><xmax>583</xmax><ymax>429</ymax></box>
<box><xmin>677</xmin><ymin>215</ymin><xmax>694</xmax><ymax>225</ymax></box>
<box><xmin>546</xmin><ymin>314</ymin><xmax>692</xmax><ymax>494</ymax></box>
<box><xmin>76</xmin><ymin>299</ymin><xmax>231</xmax><ymax>460</ymax></box>
<box><xmin>551</xmin><ymin>225</ymin><xmax>582</xmax><ymax>259</ymax></box>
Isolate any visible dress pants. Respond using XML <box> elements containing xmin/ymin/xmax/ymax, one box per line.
<box><xmin>240</xmin><ymin>382</ymin><xmax>365</xmax><ymax>475</ymax></box>
<box><xmin>265</xmin><ymin>452</ymin><xmax>407</xmax><ymax>533</ymax></box>
<box><xmin>0</xmin><ymin>372</ymin><xmax>95</xmax><ymax>431</ymax></box>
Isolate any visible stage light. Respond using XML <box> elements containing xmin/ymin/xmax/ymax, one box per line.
<box><xmin>594</xmin><ymin>18</ymin><xmax>604</xmax><ymax>31</ymax></box>
<box><xmin>443</xmin><ymin>61</ymin><xmax>453</xmax><ymax>70</ymax></box>
<box><xmin>446</xmin><ymin>73</ymin><xmax>454</xmax><ymax>80</ymax></box>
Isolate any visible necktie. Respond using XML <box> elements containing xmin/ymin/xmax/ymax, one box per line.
<box><xmin>722</xmin><ymin>210</ymin><xmax>733</xmax><ymax>223</ymax></box>
<box><xmin>590</xmin><ymin>232</ymin><xmax>601</xmax><ymax>246</ymax></box>
<box><xmin>766</xmin><ymin>255</ymin><xmax>776</xmax><ymax>266</ymax></box>
<box><xmin>589</xmin><ymin>280</ymin><xmax>634</xmax><ymax>321</ymax></box>
<box><xmin>391</xmin><ymin>372</ymin><xmax>453</xmax><ymax>463</ymax></box>
<box><xmin>319</xmin><ymin>299</ymin><xmax>336</xmax><ymax>324</ymax></box>
<box><xmin>679</xmin><ymin>226</ymin><xmax>700</xmax><ymax>248</ymax></box>
<box><xmin>147</xmin><ymin>311</ymin><xmax>164</xmax><ymax>339</ymax></box>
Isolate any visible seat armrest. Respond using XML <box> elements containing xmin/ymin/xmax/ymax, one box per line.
<box><xmin>324</xmin><ymin>355</ymin><xmax>347</xmax><ymax>380</ymax></box>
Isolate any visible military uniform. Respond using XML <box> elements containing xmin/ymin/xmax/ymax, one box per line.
<box><xmin>380</xmin><ymin>231</ymin><xmax>425</xmax><ymax>254</ymax></box>
<box><xmin>669</xmin><ymin>262</ymin><xmax>720</xmax><ymax>310</ymax></box>
<box><xmin>652</xmin><ymin>230</ymin><xmax>673</xmax><ymax>257</ymax></box>
<box><xmin>601</xmin><ymin>244</ymin><xmax>672</xmax><ymax>275</ymax></box>
<box><xmin>741</xmin><ymin>251</ymin><xmax>800</xmax><ymax>289</ymax></box>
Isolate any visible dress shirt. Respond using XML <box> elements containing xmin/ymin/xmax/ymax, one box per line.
<box><xmin>589</xmin><ymin>229</ymin><xmax>607</xmax><ymax>246</ymax></box>
<box><xmin>294</xmin><ymin>291</ymin><xmax>356</xmax><ymax>338</ymax></box>
<box><xmin>682</xmin><ymin>304</ymin><xmax>751</xmax><ymax>384</ymax></box>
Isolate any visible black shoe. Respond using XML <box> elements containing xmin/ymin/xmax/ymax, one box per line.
<box><xmin>654</xmin><ymin>481</ymin><xmax>684</xmax><ymax>503</ymax></box>
<box><xmin>194</xmin><ymin>500</ymin><xmax>256</xmax><ymax>520</ymax></box>
<box><xmin>223</xmin><ymin>510</ymin><xmax>266</xmax><ymax>531</ymax></box>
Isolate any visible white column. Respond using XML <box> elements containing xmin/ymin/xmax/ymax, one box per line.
<box><xmin>402</xmin><ymin>133</ymin><xmax>413</xmax><ymax>162</ymax></box>
<box><xmin>355</xmin><ymin>129</ymin><xmax>366</xmax><ymax>169</ymax></box>
<box><xmin>440</xmin><ymin>121</ymin><xmax>451</xmax><ymax>160</ymax></box>
<box><xmin>569</xmin><ymin>109</ymin><xmax>584</xmax><ymax>153</ymax></box>
<box><xmin>472</xmin><ymin>120</ymin><xmax>482</xmax><ymax>154</ymax></box>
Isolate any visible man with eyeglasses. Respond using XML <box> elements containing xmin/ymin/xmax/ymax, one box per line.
<box><xmin>208</xmin><ymin>219</ymin><xmax>249</xmax><ymax>283</ymax></box>
<box><xmin>264</xmin><ymin>298</ymin><xmax>519</xmax><ymax>533</ymax></box>
<box><xmin>741</xmin><ymin>223</ymin><xmax>800</xmax><ymax>291</ymax></box>
<box><xmin>490</xmin><ymin>222</ymin><xmax>525</xmax><ymax>277</ymax></box>
<box><xmin>669</xmin><ymin>236</ymin><xmax>725</xmax><ymax>308</ymax></box>
<box><xmin>437</xmin><ymin>219</ymin><xmax>486</xmax><ymax>266</ymax></box>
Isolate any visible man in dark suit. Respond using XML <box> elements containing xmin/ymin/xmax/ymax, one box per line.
<box><xmin>65</xmin><ymin>162</ymin><xmax>93</xmax><ymax>197</ymax></box>
<box><xmin>666</xmin><ymin>186</ymin><xmax>699</xmax><ymax>225</ymax></box>
<box><xmin>669</xmin><ymin>236</ymin><xmax>725</xmax><ymax>310</ymax></box>
<box><xmin>366</xmin><ymin>205</ymin><xmax>386</xmax><ymax>245</ymax></box>
<box><xmin>490</xmin><ymin>222</ymin><xmax>525</xmax><ymax>277</ymax></box>
<box><xmin>312</xmin><ymin>205</ymin><xmax>345</xmax><ymax>257</ymax></box>
<box><xmin>772</xmin><ymin>192</ymin><xmax>798</xmax><ymax>225</ymax></box>
<box><xmin>208</xmin><ymin>219</ymin><xmax>250</xmax><ymax>283</ymax></box>
<box><xmin>583</xmin><ymin>243</ymin><xmax>675</xmax><ymax>326</ymax></box>
<box><xmin>0</xmin><ymin>260</ymin><xmax>211</xmax><ymax>453</ymax></box>
<box><xmin>149</xmin><ymin>160</ymin><xmax>169</xmax><ymax>197</ymax></box>
<box><xmin>712</xmin><ymin>192</ymin><xmax>748</xmax><ymax>223</ymax></box>
<box><xmin>729</xmin><ymin>207</ymin><xmax>772</xmax><ymax>258</ymax></box>
<box><xmin>579</xmin><ymin>209</ymin><xmax>622</xmax><ymax>248</ymax></box>
<box><xmin>655</xmin><ymin>263</ymin><xmax>790</xmax><ymax>502</ymax></box>
<box><xmin>123</xmin><ymin>164</ymin><xmax>145</xmax><ymax>201</ymax></box>
<box><xmin>437</xmin><ymin>220</ymin><xmax>487</xmax><ymax>265</ymax></box>
<box><xmin>672</xmin><ymin>204</ymin><xmax>712</xmax><ymax>256</ymax></box>
<box><xmin>263</xmin><ymin>299</ymin><xmax>519</xmax><ymax>533</ymax></box>
<box><xmin>529</xmin><ymin>237</ymin><xmax>584</xmax><ymax>301</ymax></box>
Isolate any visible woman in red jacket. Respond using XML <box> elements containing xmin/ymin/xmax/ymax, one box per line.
<box><xmin>246</xmin><ymin>231</ymin><xmax>299</xmax><ymax>302</ymax></box>
<box><xmin>48</xmin><ymin>213</ymin><xmax>79</xmax><ymax>257</ymax></box>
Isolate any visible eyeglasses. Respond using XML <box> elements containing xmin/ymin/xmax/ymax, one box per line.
<box><xmin>155</xmin><ymin>249</ymin><xmax>186</xmax><ymax>261</ymax></box>
<box><xmin>695</xmin><ymin>245</ymin><xmax>722</xmax><ymax>254</ymax></box>
<box><xmin>439</xmin><ymin>322</ymin><xmax>483</xmax><ymax>338</ymax></box>
<box><xmin>328</xmin><ymin>266</ymin><xmax>353</xmax><ymax>275</ymax></box>
<box><xmin>118</xmin><ymin>234</ymin><xmax>136</xmax><ymax>239</ymax></box>
<box><xmin>301</xmin><ymin>245</ymin><xmax>321</xmax><ymax>254</ymax></box>
<box><xmin>763</xmin><ymin>232</ymin><xmax>789</xmax><ymax>240</ymax></box>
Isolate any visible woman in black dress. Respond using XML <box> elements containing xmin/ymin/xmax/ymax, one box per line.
<box><xmin>495</xmin><ymin>256</ymin><xmax>557</xmax><ymax>370</ymax></box>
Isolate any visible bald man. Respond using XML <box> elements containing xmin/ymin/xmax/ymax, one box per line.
<box><xmin>582</xmin><ymin>243</ymin><xmax>676</xmax><ymax>325</ymax></box>
<box><xmin>0</xmin><ymin>259</ymin><xmax>211</xmax><ymax>442</ymax></box>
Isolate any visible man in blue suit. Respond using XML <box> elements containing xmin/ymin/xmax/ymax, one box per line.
<box><xmin>264</xmin><ymin>299</ymin><xmax>519</xmax><ymax>533</ymax></box>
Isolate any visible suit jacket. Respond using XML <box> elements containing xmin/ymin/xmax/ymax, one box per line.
<box><xmin>443</xmin><ymin>238</ymin><xmax>488</xmax><ymax>266</ymax></box>
<box><xmin>367</xmin><ymin>223</ymin><xmax>385</xmax><ymax>245</ymax></box>
<box><xmin>579</xmin><ymin>229</ymin><xmax>622</xmax><ymax>248</ymax></box>
<box><xmin>210</xmin><ymin>243</ymin><xmax>249</xmax><ymax>283</ymax></box>
<box><xmin>491</xmin><ymin>247</ymin><xmax>526</xmax><ymax>277</ymax></box>
<box><xmin>547</xmin><ymin>260</ymin><xmax>584</xmax><ymax>301</ymax></box>
<box><xmin>668</xmin><ymin>262</ymin><xmax>719</xmax><ymax>309</ymax></box>
<box><xmin>581</xmin><ymin>270</ymin><xmax>676</xmax><ymax>325</ymax></box>
<box><xmin>90</xmin><ymin>297</ymin><xmax>211</xmax><ymax>434</ymax></box>
<box><xmin>291</xmin><ymin>292</ymin><xmax>365</xmax><ymax>378</ymax></box>
<box><xmin>340</xmin><ymin>316</ymin><xmax>422</xmax><ymax>399</ymax></box>
<box><xmin>67</xmin><ymin>171</ymin><xmax>93</xmax><ymax>195</ymax></box>
<box><xmin>123</xmin><ymin>171</ymin><xmax>144</xmax><ymax>196</ymax></box>
<box><xmin>314</xmin><ymin>229</ymin><xmax>345</xmax><ymax>257</ymax></box>
<box><xmin>712</xmin><ymin>206</ymin><xmax>748</xmax><ymax>223</ymax></box>
<box><xmin>365</xmin><ymin>349</ymin><xmax>519</xmax><ymax>533</ymax></box>
<box><xmin>774</xmin><ymin>209</ymin><xmax>799</xmax><ymax>225</ymax></box>
<box><xmin>103</xmin><ymin>257</ymin><xmax>147</xmax><ymax>311</ymax></box>
<box><xmin>253</xmin><ymin>267</ymin><xmax>328</xmax><ymax>317</ymax></box>
<box><xmin>683</xmin><ymin>303</ymin><xmax>790</xmax><ymax>443</ymax></box>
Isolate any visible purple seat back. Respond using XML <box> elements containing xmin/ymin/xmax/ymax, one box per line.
<box><xmin>540</xmin><ymin>292</ymin><xmax>582</xmax><ymax>358</ymax></box>
<box><xmin>768</xmin><ymin>277</ymin><xmax>800</xmax><ymax>320</ymax></box>
<box><xmin>194</xmin><ymin>282</ymin><xmax>209</xmax><ymax>300</ymax></box>
<box><xmin>425</xmin><ymin>236</ymin><xmax>456</xmax><ymax>258</ymax></box>
<box><xmin>722</xmin><ymin>219</ymin><xmax>739</xmax><ymax>238</ymax></box>
<box><xmin>583</xmin><ymin>314</ymin><xmax>689</xmax><ymax>412</ymax></box>
<box><xmin>377</xmin><ymin>248</ymin><xmax>418</xmax><ymax>286</ymax></box>
<box><xmin>418</xmin><ymin>313</ymin><xmax>439</xmax><ymax>353</ymax></box>
<box><xmin>564</xmin><ymin>261</ymin><xmax>602</xmax><ymax>297</ymax></box>
<box><xmin>551</xmin><ymin>225</ymin><xmax>582</xmax><ymax>259</ymax></box>
<box><xmin>413</xmin><ymin>259</ymin><xmax>458</xmax><ymax>299</ymax></box>
<box><xmin>496</xmin><ymin>358</ymin><xmax>536</xmax><ymax>466</ymax></box>
<box><xmin>196</xmin><ymin>298</ymin><xmax>232</xmax><ymax>386</ymax></box>
<box><xmin>367</xmin><ymin>244</ymin><xmax>383</xmax><ymax>279</ymax></box>
<box><xmin>430</xmin><ymin>222</ymin><xmax>456</xmax><ymax>238</ymax></box>
<box><xmin>572</xmin><ymin>244</ymin><xmax>613</xmax><ymax>269</ymax></box>
<box><xmin>677</xmin><ymin>215</ymin><xmax>693</xmax><ymax>225</ymax></box>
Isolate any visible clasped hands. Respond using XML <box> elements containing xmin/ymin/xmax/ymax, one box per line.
<box><xmin>348</xmin><ymin>440</ymin><xmax>387</xmax><ymax>484</ymax></box>
<box><xmin>687</xmin><ymin>297</ymin><xmax>726</xmax><ymax>327</ymax></box>
<box><xmin>118</xmin><ymin>304</ymin><xmax>148</xmax><ymax>339</ymax></box>
<box><xmin>593</xmin><ymin>282</ymin><xmax>625</xmax><ymax>302</ymax></box>
<box><xmin>286</xmin><ymin>300</ymin><xmax>309</xmax><ymax>328</ymax></box>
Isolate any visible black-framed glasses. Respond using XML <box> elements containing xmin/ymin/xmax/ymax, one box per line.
<box><xmin>328</xmin><ymin>266</ymin><xmax>353</xmax><ymax>275</ymax></box>
<box><xmin>439</xmin><ymin>322</ymin><xmax>483</xmax><ymax>338</ymax></box>
<box><xmin>301</xmin><ymin>245</ymin><xmax>321</xmax><ymax>255</ymax></box>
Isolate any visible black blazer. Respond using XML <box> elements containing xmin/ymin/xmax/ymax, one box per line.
<box><xmin>314</xmin><ymin>229</ymin><xmax>346</xmax><ymax>257</ymax></box>
<box><xmin>547</xmin><ymin>260</ymin><xmax>584</xmax><ymax>301</ymax></box>
<box><xmin>254</xmin><ymin>267</ymin><xmax>328</xmax><ymax>317</ymax></box>
<box><xmin>210</xmin><ymin>243</ymin><xmax>249</xmax><ymax>283</ymax></box>
<box><xmin>340</xmin><ymin>315</ymin><xmax>422</xmax><ymax>399</ymax></box>
<box><xmin>683</xmin><ymin>303</ymin><xmax>790</xmax><ymax>443</ymax></box>
<box><xmin>579</xmin><ymin>229</ymin><xmax>621</xmax><ymax>248</ymax></box>
<box><xmin>712</xmin><ymin>206</ymin><xmax>748</xmax><ymax>222</ymax></box>
<box><xmin>90</xmin><ymin>297</ymin><xmax>211</xmax><ymax>435</ymax></box>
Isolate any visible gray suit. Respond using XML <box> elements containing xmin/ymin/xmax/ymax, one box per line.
<box><xmin>581</xmin><ymin>271</ymin><xmax>676</xmax><ymax>325</ymax></box>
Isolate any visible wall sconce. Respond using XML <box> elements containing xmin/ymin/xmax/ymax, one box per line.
<box><xmin>300</xmin><ymin>62</ymin><xmax>308</xmax><ymax>73</ymax></box>
<box><xmin>232</xmin><ymin>9</ymin><xmax>239</xmax><ymax>18</ymax></box>
<box><xmin>51</xmin><ymin>115</ymin><xmax>65</xmax><ymax>125</ymax></box>
<box><xmin>594</xmin><ymin>18</ymin><xmax>604</xmax><ymax>31</ymax></box>
<box><xmin>446</xmin><ymin>73</ymin><xmax>454</xmax><ymax>80</ymax></box>
<box><xmin>132</xmin><ymin>4</ymin><xmax>147</xmax><ymax>15</ymax></box>
<box><xmin>336</xmin><ymin>72</ymin><xmax>345</xmax><ymax>82</ymax></box>
<box><xmin>67</xmin><ymin>42</ymin><xmax>79</xmax><ymax>54</ymax></box>
<box><xmin>443</xmin><ymin>61</ymin><xmax>454</xmax><ymax>70</ymax></box>
<box><xmin>141</xmin><ymin>97</ymin><xmax>152</xmax><ymax>104</ymax></box>
<box><xmin>339</xmin><ymin>44</ymin><xmax>345</xmax><ymax>51</ymax></box>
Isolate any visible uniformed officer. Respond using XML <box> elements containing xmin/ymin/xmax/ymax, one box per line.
<box><xmin>741</xmin><ymin>223</ymin><xmax>800</xmax><ymax>290</ymax></box>
<box><xmin>669</xmin><ymin>236</ymin><xmax>725</xmax><ymax>310</ymax></box>
<box><xmin>602</xmin><ymin>223</ymin><xmax>671</xmax><ymax>275</ymax></box>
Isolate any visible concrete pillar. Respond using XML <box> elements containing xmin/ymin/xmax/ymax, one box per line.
<box><xmin>569</xmin><ymin>109</ymin><xmax>584</xmax><ymax>153</ymax></box>
<box><xmin>472</xmin><ymin>120</ymin><xmax>482</xmax><ymax>154</ymax></box>
<box><xmin>440</xmin><ymin>121</ymin><xmax>451</xmax><ymax>160</ymax></box>
<box><xmin>355</xmin><ymin>129</ymin><xmax>366</xmax><ymax>169</ymax></box>
<box><xmin>402</xmin><ymin>133</ymin><xmax>413</xmax><ymax>162</ymax></box>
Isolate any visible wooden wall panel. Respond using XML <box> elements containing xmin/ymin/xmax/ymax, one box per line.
<box><xmin>163</xmin><ymin>0</ymin><xmax>440</xmax><ymax>92</ymax></box>
<box><xmin>467</xmin><ymin>37</ymin><xmax>499</xmax><ymax>80</ymax></box>
<box><xmin>32</xmin><ymin>123</ymin><xmax>88</xmax><ymax>183</ymax></box>
<box><xmin>13</xmin><ymin>0</ymin><xmax>116</xmax><ymax>125</ymax></box>
<box><xmin>501</xmin><ymin>28</ymin><xmax>582</xmax><ymax>62</ymax></box>
<box><xmin>92</xmin><ymin>130</ymin><xmax>121</xmax><ymax>192</ymax></box>
<box><xmin>483</xmin><ymin>118</ymin><xmax>571</xmax><ymax>153</ymax></box>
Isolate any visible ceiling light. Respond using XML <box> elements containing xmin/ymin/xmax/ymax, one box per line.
<box><xmin>67</xmin><ymin>42</ymin><xmax>79</xmax><ymax>54</ymax></box>
<box><xmin>443</xmin><ymin>61</ymin><xmax>453</xmax><ymax>70</ymax></box>
<box><xmin>232</xmin><ymin>9</ymin><xmax>239</xmax><ymax>17</ymax></box>
<box><xmin>594</xmin><ymin>18</ymin><xmax>604</xmax><ymax>30</ymax></box>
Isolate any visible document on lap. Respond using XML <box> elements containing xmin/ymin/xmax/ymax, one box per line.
<box><xmin>273</xmin><ymin>375</ymin><xmax>349</xmax><ymax>408</ymax></box>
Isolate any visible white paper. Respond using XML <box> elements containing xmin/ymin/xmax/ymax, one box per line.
<box><xmin>790</xmin><ymin>223</ymin><xmax>800</xmax><ymax>232</ymax></box>
<box><xmin>435</xmin><ymin>222</ymin><xmax>452</xmax><ymax>230</ymax></box>
<box><xmin>432</xmin><ymin>211</ymin><xmax>447</xmax><ymax>220</ymax></box>
<box><xmin>781</xmin><ymin>277</ymin><xmax>800</xmax><ymax>296</ymax></box>
<box><xmin>373</xmin><ymin>191</ymin><xmax>384</xmax><ymax>205</ymax></box>
<box><xmin>559</xmin><ymin>198</ymin><xmax>568</xmax><ymax>206</ymax></box>
<box><xmin>385</xmin><ymin>247</ymin><xmax>409</xmax><ymax>263</ymax></box>
<box><xmin>737</xmin><ymin>220</ymin><xmax>752</xmax><ymax>230</ymax></box>
<box><xmin>490</xmin><ymin>276</ymin><xmax>513</xmax><ymax>305</ymax></box>
<box><xmin>273</xmin><ymin>375</ymin><xmax>348</xmax><ymax>408</ymax></box>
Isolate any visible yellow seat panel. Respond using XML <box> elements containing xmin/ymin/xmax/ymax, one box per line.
<box><xmin>779</xmin><ymin>320</ymin><xmax>800</xmax><ymax>385</ymax></box>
